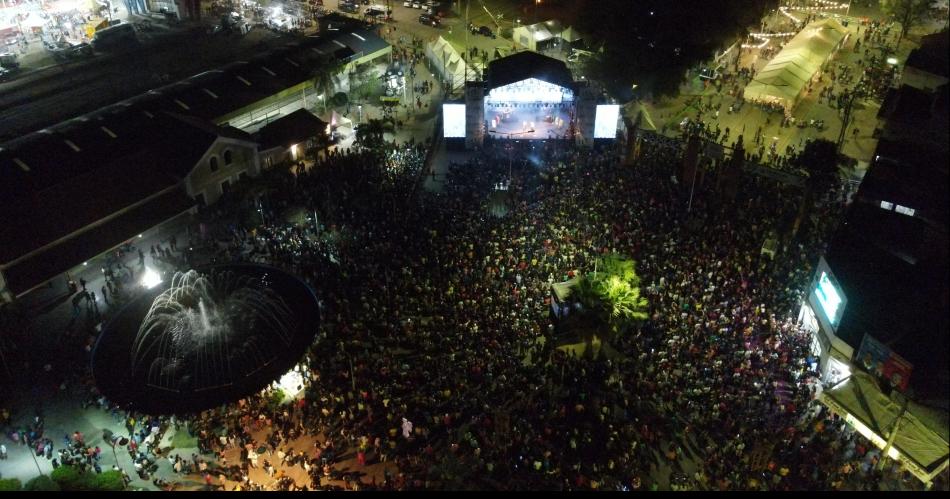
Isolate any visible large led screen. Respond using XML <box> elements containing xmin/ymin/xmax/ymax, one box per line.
<box><xmin>815</xmin><ymin>271</ymin><xmax>845</xmax><ymax>328</ymax></box>
<box><xmin>443</xmin><ymin>104</ymin><xmax>466</xmax><ymax>138</ymax></box>
<box><xmin>594</xmin><ymin>104</ymin><xmax>620</xmax><ymax>139</ymax></box>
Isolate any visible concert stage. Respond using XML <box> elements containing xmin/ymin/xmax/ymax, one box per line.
<box><xmin>486</xmin><ymin>102</ymin><xmax>573</xmax><ymax>140</ymax></box>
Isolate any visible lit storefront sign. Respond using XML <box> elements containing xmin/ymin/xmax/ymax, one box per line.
<box><xmin>826</xmin><ymin>357</ymin><xmax>851</xmax><ymax>386</ymax></box>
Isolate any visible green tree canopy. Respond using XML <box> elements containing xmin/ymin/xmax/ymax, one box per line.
<box><xmin>331</xmin><ymin>91</ymin><xmax>349</xmax><ymax>108</ymax></box>
<box><xmin>575</xmin><ymin>0</ymin><xmax>779</xmax><ymax>99</ymax></box>
<box><xmin>24</xmin><ymin>475</ymin><xmax>60</xmax><ymax>491</ymax></box>
<box><xmin>355</xmin><ymin>118</ymin><xmax>386</xmax><ymax>151</ymax></box>
<box><xmin>0</xmin><ymin>478</ymin><xmax>22</xmax><ymax>491</ymax></box>
<box><xmin>51</xmin><ymin>465</ymin><xmax>92</xmax><ymax>491</ymax></box>
<box><xmin>311</xmin><ymin>55</ymin><xmax>344</xmax><ymax>112</ymax></box>
<box><xmin>797</xmin><ymin>138</ymin><xmax>841</xmax><ymax>196</ymax></box>
<box><xmin>574</xmin><ymin>253</ymin><xmax>649</xmax><ymax>338</ymax></box>
<box><xmin>93</xmin><ymin>471</ymin><xmax>126</xmax><ymax>491</ymax></box>
<box><xmin>881</xmin><ymin>0</ymin><xmax>936</xmax><ymax>46</ymax></box>
<box><xmin>50</xmin><ymin>466</ymin><xmax>126</xmax><ymax>491</ymax></box>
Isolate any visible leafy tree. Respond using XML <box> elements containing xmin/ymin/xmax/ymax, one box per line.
<box><xmin>355</xmin><ymin>118</ymin><xmax>386</xmax><ymax>151</ymax></box>
<box><xmin>793</xmin><ymin>139</ymin><xmax>841</xmax><ymax>236</ymax></box>
<box><xmin>575</xmin><ymin>0</ymin><xmax>778</xmax><ymax>99</ymax></box>
<box><xmin>881</xmin><ymin>0</ymin><xmax>936</xmax><ymax>46</ymax></box>
<box><xmin>0</xmin><ymin>478</ymin><xmax>22</xmax><ymax>491</ymax></box>
<box><xmin>800</xmin><ymin>139</ymin><xmax>841</xmax><ymax>195</ymax></box>
<box><xmin>24</xmin><ymin>475</ymin><xmax>60</xmax><ymax>491</ymax></box>
<box><xmin>572</xmin><ymin>253</ymin><xmax>649</xmax><ymax>346</ymax></box>
<box><xmin>311</xmin><ymin>55</ymin><xmax>344</xmax><ymax>114</ymax></box>
<box><xmin>92</xmin><ymin>471</ymin><xmax>126</xmax><ymax>491</ymax></box>
<box><xmin>330</xmin><ymin>91</ymin><xmax>348</xmax><ymax>109</ymax></box>
<box><xmin>51</xmin><ymin>465</ymin><xmax>93</xmax><ymax>491</ymax></box>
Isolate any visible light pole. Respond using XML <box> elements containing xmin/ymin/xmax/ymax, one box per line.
<box><xmin>28</xmin><ymin>444</ymin><xmax>45</xmax><ymax>477</ymax></box>
<box><xmin>687</xmin><ymin>152</ymin><xmax>699</xmax><ymax>213</ymax></box>
<box><xmin>358</xmin><ymin>104</ymin><xmax>363</xmax><ymax>123</ymax></box>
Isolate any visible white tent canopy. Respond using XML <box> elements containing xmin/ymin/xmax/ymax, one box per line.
<box><xmin>513</xmin><ymin>20</ymin><xmax>585</xmax><ymax>51</ymax></box>
<box><xmin>426</xmin><ymin>36</ymin><xmax>479</xmax><ymax>90</ymax></box>
<box><xmin>743</xmin><ymin>18</ymin><xmax>848</xmax><ymax>111</ymax></box>
<box><xmin>819</xmin><ymin>371</ymin><xmax>950</xmax><ymax>485</ymax></box>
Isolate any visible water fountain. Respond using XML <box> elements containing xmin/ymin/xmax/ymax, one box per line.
<box><xmin>93</xmin><ymin>264</ymin><xmax>320</xmax><ymax>414</ymax></box>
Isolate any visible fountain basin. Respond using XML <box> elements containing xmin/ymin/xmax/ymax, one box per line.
<box><xmin>92</xmin><ymin>264</ymin><xmax>320</xmax><ymax>415</ymax></box>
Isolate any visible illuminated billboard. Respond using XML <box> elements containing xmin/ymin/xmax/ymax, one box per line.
<box><xmin>442</xmin><ymin>104</ymin><xmax>466</xmax><ymax>138</ymax></box>
<box><xmin>594</xmin><ymin>104</ymin><xmax>620</xmax><ymax>139</ymax></box>
<box><xmin>815</xmin><ymin>270</ymin><xmax>845</xmax><ymax>329</ymax></box>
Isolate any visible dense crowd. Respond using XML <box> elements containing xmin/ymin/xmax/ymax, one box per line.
<box><xmin>2</xmin><ymin>127</ymin><xmax>943</xmax><ymax>491</ymax></box>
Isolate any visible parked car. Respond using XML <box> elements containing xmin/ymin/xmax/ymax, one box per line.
<box><xmin>0</xmin><ymin>66</ymin><xmax>13</xmax><ymax>82</ymax></box>
<box><xmin>403</xmin><ymin>1</ymin><xmax>412</xmax><ymax>6</ymax></box>
<box><xmin>476</xmin><ymin>25</ymin><xmax>494</xmax><ymax>38</ymax></box>
<box><xmin>339</xmin><ymin>1</ymin><xmax>359</xmax><ymax>13</ymax></box>
<box><xmin>49</xmin><ymin>42</ymin><xmax>94</xmax><ymax>61</ymax></box>
<box><xmin>419</xmin><ymin>13</ymin><xmax>440</xmax><ymax>27</ymax></box>
<box><xmin>412</xmin><ymin>2</ymin><xmax>422</xmax><ymax>8</ymax></box>
<box><xmin>0</xmin><ymin>52</ymin><xmax>19</xmax><ymax>70</ymax></box>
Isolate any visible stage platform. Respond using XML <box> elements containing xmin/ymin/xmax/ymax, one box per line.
<box><xmin>485</xmin><ymin>103</ymin><xmax>573</xmax><ymax>140</ymax></box>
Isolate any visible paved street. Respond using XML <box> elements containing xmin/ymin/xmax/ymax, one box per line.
<box><xmin>639</xmin><ymin>5</ymin><xmax>918</xmax><ymax>175</ymax></box>
<box><xmin>0</xmin><ymin>1</ymin><xmax>944</xmax><ymax>493</ymax></box>
<box><xmin>0</xmin><ymin>8</ymin><xmax>290</xmax><ymax>142</ymax></box>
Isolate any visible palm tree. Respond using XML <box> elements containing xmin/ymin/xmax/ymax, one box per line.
<box><xmin>310</xmin><ymin>56</ymin><xmax>344</xmax><ymax>115</ymax></box>
<box><xmin>572</xmin><ymin>253</ymin><xmax>649</xmax><ymax>350</ymax></box>
<box><xmin>354</xmin><ymin>118</ymin><xmax>385</xmax><ymax>151</ymax></box>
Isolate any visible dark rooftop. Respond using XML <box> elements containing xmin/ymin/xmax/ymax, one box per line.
<box><xmin>827</xmin><ymin>145</ymin><xmax>950</xmax><ymax>399</ymax></box>
<box><xmin>0</xmin><ymin>111</ymin><xmax>244</xmax><ymax>265</ymax></box>
<box><xmin>257</xmin><ymin>109</ymin><xmax>328</xmax><ymax>151</ymax></box>
<box><xmin>486</xmin><ymin>51</ymin><xmax>577</xmax><ymax>92</ymax></box>
<box><xmin>905</xmin><ymin>30</ymin><xmax>949</xmax><ymax>78</ymax></box>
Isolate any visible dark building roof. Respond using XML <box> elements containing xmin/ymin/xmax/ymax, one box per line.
<box><xmin>0</xmin><ymin>111</ymin><xmax>241</xmax><ymax>266</ymax></box>
<box><xmin>825</xmin><ymin>216</ymin><xmax>949</xmax><ymax>400</ymax></box>
<box><xmin>257</xmin><ymin>109</ymin><xmax>328</xmax><ymax>151</ymax></box>
<box><xmin>1</xmin><ymin>189</ymin><xmax>195</xmax><ymax>296</ymax></box>
<box><xmin>0</xmin><ymin>28</ymin><xmax>387</xmax><ymax>149</ymax></box>
<box><xmin>906</xmin><ymin>30</ymin><xmax>949</xmax><ymax>78</ymax></box>
<box><xmin>826</xmin><ymin>134</ymin><xmax>950</xmax><ymax>399</ymax></box>
<box><xmin>877</xmin><ymin>84</ymin><xmax>949</xmax><ymax>153</ymax></box>
<box><xmin>318</xmin><ymin>12</ymin><xmax>374</xmax><ymax>33</ymax></box>
<box><xmin>486</xmin><ymin>51</ymin><xmax>576</xmax><ymax>92</ymax></box>
<box><xmin>865</xmin><ymin>139</ymin><xmax>950</xmax><ymax>227</ymax></box>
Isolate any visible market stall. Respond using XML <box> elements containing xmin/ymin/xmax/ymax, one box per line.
<box><xmin>743</xmin><ymin>17</ymin><xmax>848</xmax><ymax>112</ymax></box>
<box><xmin>819</xmin><ymin>371</ymin><xmax>950</xmax><ymax>488</ymax></box>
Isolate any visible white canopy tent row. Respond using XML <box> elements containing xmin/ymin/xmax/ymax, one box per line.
<box><xmin>426</xmin><ymin>36</ymin><xmax>481</xmax><ymax>93</ymax></box>
<box><xmin>818</xmin><ymin>370</ymin><xmax>950</xmax><ymax>488</ymax></box>
<box><xmin>512</xmin><ymin>19</ymin><xmax>584</xmax><ymax>52</ymax></box>
<box><xmin>743</xmin><ymin>18</ymin><xmax>849</xmax><ymax>113</ymax></box>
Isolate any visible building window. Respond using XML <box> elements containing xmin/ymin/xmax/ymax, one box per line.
<box><xmin>239</xmin><ymin>172</ymin><xmax>247</xmax><ymax>181</ymax></box>
<box><xmin>224</xmin><ymin>150</ymin><xmax>233</xmax><ymax>165</ymax></box>
<box><xmin>880</xmin><ymin>201</ymin><xmax>893</xmax><ymax>211</ymax></box>
<box><xmin>221</xmin><ymin>179</ymin><xmax>231</xmax><ymax>195</ymax></box>
<box><xmin>210</xmin><ymin>156</ymin><xmax>219</xmax><ymax>172</ymax></box>
<box><xmin>895</xmin><ymin>205</ymin><xmax>915</xmax><ymax>217</ymax></box>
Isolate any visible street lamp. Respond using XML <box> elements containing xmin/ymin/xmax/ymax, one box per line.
<box><xmin>358</xmin><ymin>104</ymin><xmax>363</xmax><ymax>123</ymax></box>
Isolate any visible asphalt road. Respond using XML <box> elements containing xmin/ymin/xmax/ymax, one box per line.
<box><xmin>0</xmin><ymin>1</ymin><xmax>578</xmax><ymax>144</ymax></box>
<box><xmin>0</xmin><ymin>25</ymin><xmax>290</xmax><ymax>143</ymax></box>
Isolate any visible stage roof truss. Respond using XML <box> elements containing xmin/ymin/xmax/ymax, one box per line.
<box><xmin>486</xmin><ymin>77</ymin><xmax>574</xmax><ymax>104</ymax></box>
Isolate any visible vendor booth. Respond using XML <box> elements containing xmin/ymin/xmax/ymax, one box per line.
<box><xmin>743</xmin><ymin>18</ymin><xmax>848</xmax><ymax>112</ymax></box>
<box><xmin>426</xmin><ymin>36</ymin><xmax>479</xmax><ymax>94</ymax></box>
<box><xmin>819</xmin><ymin>371</ymin><xmax>950</xmax><ymax>488</ymax></box>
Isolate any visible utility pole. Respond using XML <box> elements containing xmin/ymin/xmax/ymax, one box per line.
<box><xmin>836</xmin><ymin>91</ymin><xmax>858</xmax><ymax>154</ymax></box>
<box><xmin>878</xmin><ymin>394</ymin><xmax>909</xmax><ymax>472</ymax></box>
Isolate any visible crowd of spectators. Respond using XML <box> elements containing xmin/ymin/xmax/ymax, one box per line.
<box><xmin>2</xmin><ymin>128</ymin><xmax>944</xmax><ymax>491</ymax></box>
